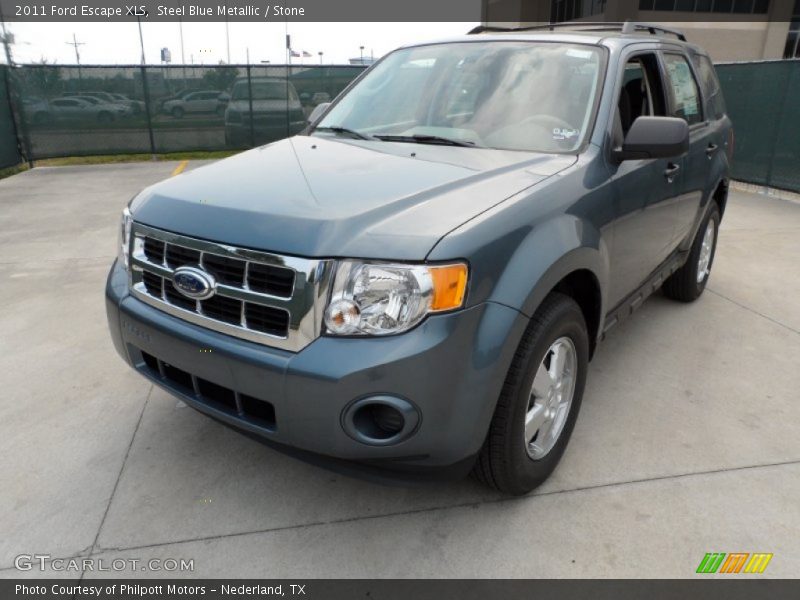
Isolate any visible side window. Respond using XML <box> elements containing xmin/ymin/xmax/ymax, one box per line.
<box><xmin>616</xmin><ymin>53</ymin><xmax>667</xmax><ymax>139</ymax></box>
<box><xmin>662</xmin><ymin>53</ymin><xmax>703</xmax><ymax>126</ymax></box>
<box><xmin>691</xmin><ymin>53</ymin><xmax>726</xmax><ymax>120</ymax></box>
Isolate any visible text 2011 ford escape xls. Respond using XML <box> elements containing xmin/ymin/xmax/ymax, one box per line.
<box><xmin>106</xmin><ymin>23</ymin><xmax>731</xmax><ymax>495</ymax></box>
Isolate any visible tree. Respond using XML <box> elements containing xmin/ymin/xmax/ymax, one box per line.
<box><xmin>17</xmin><ymin>59</ymin><xmax>63</xmax><ymax>98</ymax></box>
<box><xmin>202</xmin><ymin>65</ymin><xmax>238</xmax><ymax>92</ymax></box>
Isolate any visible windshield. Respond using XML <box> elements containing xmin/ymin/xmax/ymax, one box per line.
<box><xmin>231</xmin><ymin>81</ymin><xmax>298</xmax><ymax>101</ymax></box>
<box><xmin>317</xmin><ymin>41</ymin><xmax>603</xmax><ymax>153</ymax></box>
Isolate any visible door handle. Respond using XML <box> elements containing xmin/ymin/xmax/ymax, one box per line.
<box><xmin>706</xmin><ymin>143</ymin><xmax>718</xmax><ymax>157</ymax></box>
<box><xmin>664</xmin><ymin>163</ymin><xmax>680</xmax><ymax>181</ymax></box>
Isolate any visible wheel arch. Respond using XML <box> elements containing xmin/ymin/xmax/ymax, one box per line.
<box><xmin>712</xmin><ymin>178</ymin><xmax>729</xmax><ymax>219</ymax></box>
<box><xmin>482</xmin><ymin>215</ymin><xmax>609</xmax><ymax>360</ymax></box>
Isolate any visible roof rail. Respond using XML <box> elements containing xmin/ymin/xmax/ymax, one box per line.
<box><xmin>468</xmin><ymin>20</ymin><xmax>686</xmax><ymax>42</ymax></box>
<box><xmin>468</xmin><ymin>22</ymin><xmax>626</xmax><ymax>35</ymax></box>
<box><xmin>620</xmin><ymin>21</ymin><xmax>686</xmax><ymax>41</ymax></box>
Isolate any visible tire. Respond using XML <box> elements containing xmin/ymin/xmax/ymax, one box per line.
<box><xmin>171</xmin><ymin>107</ymin><xmax>184</xmax><ymax>119</ymax></box>
<box><xmin>473</xmin><ymin>292</ymin><xmax>589</xmax><ymax>495</ymax></box>
<box><xmin>663</xmin><ymin>203</ymin><xmax>720</xmax><ymax>302</ymax></box>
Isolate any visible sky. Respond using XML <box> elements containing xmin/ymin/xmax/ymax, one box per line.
<box><xmin>2</xmin><ymin>21</ymin><xmax>478</xmax><ymax>65</ymax></box>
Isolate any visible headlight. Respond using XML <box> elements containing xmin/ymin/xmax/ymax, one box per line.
<box><xmin>324</xmin><ymin>261</ymin><xmax>468</xmax><ymax>336</ymax></box>
<box><xmin>118</xmin><ymin>207</ymin><xmax>132</xmax><ymax>269</ymax></box>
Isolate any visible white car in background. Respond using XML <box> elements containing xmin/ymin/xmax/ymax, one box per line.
<box><xmin>109</xmin><ymin>93</ymin><xmax>145</xmax><ymax>114</ymax></box>
<box><xmin>48</xmin><ymin>97</ymin><xmax>126</xmax><ymax>123</ymax></box>
<box><xmin>162</xmin><ymin>90</ymin><xmax>224</xmax><ymax>118</ymax></box>
<box><xmin>70</xmin><ymin>96</ymin><xmax>131</xmax><ymax>120</ymax></box>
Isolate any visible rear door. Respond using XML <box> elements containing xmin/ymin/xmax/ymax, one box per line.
<box><xmin>660</xmin><ymin>51</ymin><xmax>716</xmax><ymax>248</ymax></box>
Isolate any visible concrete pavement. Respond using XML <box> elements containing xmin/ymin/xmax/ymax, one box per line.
<box><xmin>0</xmin><ymin>161</ymin><xmax>798</xmax><ymax>578</ymax></box>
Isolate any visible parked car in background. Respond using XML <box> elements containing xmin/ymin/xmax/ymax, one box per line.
<box><xmin>224</xmin><ymin>77</ymin><xmax>305</xmax><ymax>147</ymax></box>
<box><xmin>70</xmin><ymin>95</ymin><xmax>131</xmax><ymax>120</ymax></box>
<box><xmin>48</xmin><ymin>97</ymin><xmax>125</xmax><ymax>123</ymax></box>
<box><xmin>109</xmin><ymin>93</ymin><xmax>145</xmax><ymax>114</ymax></box>
<box><xmin>162</xmin><ymin>90</ymin><xmax>224</xmax><ymax>118</ymax></box>
<box><xmin>107</xmin><ymin>23</ymin><xmax>731</xmax><ymax>495</ymax></box>
<box><xmin>62</xmin><ymin>91</ymin><xmax>118</xmax><ymax>104</ymax></box>
<box><xmin>20</xmin><ymin>96</ymin><xmax>51</xmax><ymax>125</ymax></box>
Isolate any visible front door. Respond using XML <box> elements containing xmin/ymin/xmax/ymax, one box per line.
<box><xmin>607</xmin><ymin>52</ymin><xmax>683</xmax><ymax>308</ymax></box>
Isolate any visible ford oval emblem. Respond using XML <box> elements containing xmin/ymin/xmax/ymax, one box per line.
<box><xmin>172</xmin><ymin>266</ymin><xmax>216</xmax><ymax>300</ymax></box>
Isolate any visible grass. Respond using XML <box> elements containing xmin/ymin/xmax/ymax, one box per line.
<box><xmin>33</xmin><ymin>150</ymin><xmax>239</xmax><ymax>167</ymax></box>
<box><xmin>0</xmin><ymin>163</ymin><xmax>31</xmax><ymax>180</ymax></box>
<box><xmin>0</xmin><ymin>150</ymin><xmax>239</xmax><ymax>179</ymax></box>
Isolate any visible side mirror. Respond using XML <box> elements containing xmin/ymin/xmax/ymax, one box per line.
<box><xmin>307</xmin><ymin>102</ymin><xmax>331</xmax><ymax>126</ymax></box>
<box><xmin>614</xmin><ymin>116</ymin><xmax>689</xmax><ymax>162</ymax></box>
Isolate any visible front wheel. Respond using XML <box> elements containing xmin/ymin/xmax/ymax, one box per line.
<box><xmin>473</xmin><ymin>292</ymin><xmax>589</xmax><ymax>495</ymax></box>
<box><xmin>663</xmin><ymin>203</ymin><xmax>720</xmax><ymax>302</ymax></box>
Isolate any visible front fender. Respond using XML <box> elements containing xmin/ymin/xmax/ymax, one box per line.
<box><xmin>429</xmin><ymin>200</ymin><xmax>609</xmax><ymax>343</ymax></box>
<box><xmin>491</xmin><ymin>215</ymin><xmax>608</xmax><ymax>320</ymax></box>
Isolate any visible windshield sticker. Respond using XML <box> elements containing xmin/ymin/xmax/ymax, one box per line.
<box><xmin>553</xmin><ymin>128</ymin><xmax>580</xmax><ymax>141</ymax></box>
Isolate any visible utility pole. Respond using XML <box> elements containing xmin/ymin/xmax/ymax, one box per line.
<box><xmin>136</xmin><ymin>15</ymin><xmax>156</xmax><ymax>159</ymax></box>
<box><xmin>0</xmin><ymin>7</ymin><xmax>14</xmax><ymax>66</ymax></box>
<box><xmin>66</xmin><ymin>33</ymin><xmax>85</xmax><ymax>83</ymax></box>
<box><xmin>224</xmin><ymin>3</ymin><xmax>230</xmax><ymax>64</ymax></box>
<box><xmin>66</xmin><ymin>33</ymin><xmax>85</xmax><ymax>64</ymax></box>
<box><xmin>136</xmin><ymin>18</ymin><xmax>146</xmax><ymax>64</ymax></box>
<box><xmin>359</xmin><ymin>45</ymin><xmax>364</xmax><ymax>63</ymax></box>
<box><xmin>178</xmin><ymin>14</ymin><xmax>186</xmax><ymax>82</ymax></box>
<box><xmin>318</xmin><ymin>51</ymin><xmax>323</xmax><ymax>64</ymax></box>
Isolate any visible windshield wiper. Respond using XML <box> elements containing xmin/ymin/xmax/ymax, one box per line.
<box><xmin>373</xmin><ymin>134</ymin><xmax>479</xmax><ymax>148</ymax></box>
<box><xmin>314</xmin><ymin>126</ymin><xmax>374</xmax><ymax>141</ymax></box>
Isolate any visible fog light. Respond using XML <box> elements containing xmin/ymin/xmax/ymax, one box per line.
<box><xmin>341</xmin><ymin>396</ymin><xmax>420</xmax><ymax>446</ymax></box>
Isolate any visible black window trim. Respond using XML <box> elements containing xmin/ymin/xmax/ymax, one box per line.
<box><xmin>688</xmin><ymin>50</ymin><xmax>725</xmax><ymax>120</ymax></box>
<box><xmin>605</xmin><ymin>44</ymin><xmax>671</xmax><ymax>159</ymax></box>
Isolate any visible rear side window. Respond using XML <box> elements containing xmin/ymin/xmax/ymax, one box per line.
<box><xmin>691</xmin><ymin>53</ymin><xmax>726</xmax><ymax>119</ymax></box>
<box><xmin>662</xmin><ymin>53</ymin><xmax>703</xmax><ymax>126</ymax></box>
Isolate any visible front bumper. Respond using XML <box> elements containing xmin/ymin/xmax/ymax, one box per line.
<box><xmin>106</xmin><ymin>259</ymin><xmax>527</xmax><ymax>478</ymax></box>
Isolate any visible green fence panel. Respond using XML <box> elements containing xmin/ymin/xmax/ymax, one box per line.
<box><xmin>3</xmin><ymin>64</ymin><xmax>367</xmax><ymax>160</ymax></box>
<box><xmin>768</xmin><ymin>62</ymin><xmax>800</xmax><ymax>192</ymax></box>
<box><xmin>716</xmin><ymin>60</ymin><xmax>800</xmax><ymax>193</ymax></box>
<box><xmin>2</xmin><ymin>61</ymin><xmax>794</xmax><ymax>193</ymax></box>
<box><xmin>0</xmin><ymin>66</ymin><xmax>21</xmax><ymax>168</ymax></box>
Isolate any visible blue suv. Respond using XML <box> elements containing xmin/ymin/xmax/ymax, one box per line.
<box><xmin>107</xmin><ymin>23</ymin><xmax>731</xmax><ymax>494</ymax></box>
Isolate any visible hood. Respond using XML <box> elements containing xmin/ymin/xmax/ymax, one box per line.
<box><xmin>131</xmin><ymin>136</ymin><xmax>576</xmax><ymax>259</ymax></box>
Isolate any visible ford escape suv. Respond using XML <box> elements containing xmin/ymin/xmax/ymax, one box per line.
<box><xmin>106</xmin><ymin>22</ymin><xmax>731</xmax><ymax>495</ymax></box>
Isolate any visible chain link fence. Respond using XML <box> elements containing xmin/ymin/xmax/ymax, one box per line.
<box><xmin>716</xmin><ymin>60</ymin><xmax>800</xmax><ymax>193</ymax></box>
<box><xmin>3</xmin><ymin>64</ymin><xmax>366</xmax><ymax>161</ymax></box>
<box><xmin>0</xmin><ymin>61</ymin><xmax>798</xmax><ymax>194</ymax></box>
<box><xmin>0</xmin><ymin>67</ymin><xmax>22</xmax><ymax>168</ymax></box>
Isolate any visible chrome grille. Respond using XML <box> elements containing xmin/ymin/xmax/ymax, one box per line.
<box><xmin>128</xmin><ymin>222</ymin><xmax>335</xmax><ymax>352</ymax></box>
